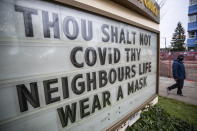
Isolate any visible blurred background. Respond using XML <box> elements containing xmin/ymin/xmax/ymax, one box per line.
<box><xmin>158</xmin><ymin>0</ymin><xmax>197</xmax><ymax>82</ymax></box>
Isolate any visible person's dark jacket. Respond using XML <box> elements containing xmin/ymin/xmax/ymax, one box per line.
<box><xmin>172</xmin><ymin>60</ymin><xmax>185</xmax><ymax>80</ymax></box>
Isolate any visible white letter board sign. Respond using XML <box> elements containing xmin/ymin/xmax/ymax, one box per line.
<box><xmin>0</xmin><ymin>0</ymin><xmax>158</xmax><ymax>131</ymax></box>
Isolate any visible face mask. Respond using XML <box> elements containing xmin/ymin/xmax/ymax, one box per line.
<box><xmin>178</xmin><ymin>57</ymin><xmax>184</xmax><ymax>61</ymax></box>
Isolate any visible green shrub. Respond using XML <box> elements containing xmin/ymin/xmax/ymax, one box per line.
<box><xmin>126</xmin><ymin>105</ymin><xmax>196</xmax><ymax>131</ymax></box>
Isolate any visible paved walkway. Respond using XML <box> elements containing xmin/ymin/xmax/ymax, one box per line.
<box><xmin>159</xmin><ymin>77</ymin><xmax>197</xmax><ymax>105</ymax></box>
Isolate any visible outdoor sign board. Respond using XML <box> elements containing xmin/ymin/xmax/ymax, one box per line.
<box><xmin>0</xmin><ymin>0</ymin><xmax>158</xmax><ymax>131</ymax></box>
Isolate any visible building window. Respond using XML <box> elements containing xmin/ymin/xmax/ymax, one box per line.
<box><xmin>189</xmin><ymin>15</ymin><xmax>197</xmax><ymax>23</ymax></box>
<box><xmin>189</xmin><ymin>0</ymin><xmax>197</xmax><ymax>5</ymax></box>
<box><xmin>188</xmin><ymin>32</ymin><xmax>196</xmax><ymax>38</ymax></box>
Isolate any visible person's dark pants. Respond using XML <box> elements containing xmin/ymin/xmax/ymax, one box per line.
<box><xmin>168</xmin><ymin>79</ymin><xmax>184</xmax><ymax>95</ymax></box>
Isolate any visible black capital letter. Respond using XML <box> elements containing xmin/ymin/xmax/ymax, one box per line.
<box><xmin>117</xmin><ymin>86</ymin><xmax>123</xmax><ymax>101</ymax></box>
<box><xmin>103</xmin><ymin>91</ymin><xmax>111</xmax><ymax>107</ymax></box>
<box><xmin>85</xmin><ymin>47</ymin><xmax>97</xmax><ymax>66</ymax></box>
<box><xmin>71</xmin><ymin>74</ymin><xmax>85</xmax><ymax>95</ymax></box>
<box><xmin>98</xmin><ymin>47</ymin><xmax>107</xmax><ymax>65</ymax></box>
<box><xmin>81</xmin><ymin>19</ymin><xmax>93</xmax><ymax>41</ymax></box>
<box><xmin>92</xmin><ymin>95</ymin><xmax>101</xmax><ymax>113</ymax></box>
<box><xmin>43</xmin><ymin>79</ymin><xmax>60</xmax><ymax>104</ymax></box>
<box><xmin>101</xmin><ymin>24</ymin><xmax>110</xmax><ymax>42</ymax></box>
<box><xmin>79</xmin><ymin>98</ymin><xmax>90</xmax><ymax>118</ymax></box>
<box><xmin>16</xmin><ymin>82</ymin><xmax>40</xmax><ymax>112</ymax></box>
<box><xmin>63</xmin><ymin>16</ymin><xmax>79</xmax><ymax>40</ymax></box>
<box><xmin>62</xmin><ymin>77</ymin><xmax>69</xmax><ymax>99</ymax></box>
<box><xmin>57</xmin><ymin>103</ymin><xmax>77</xmax><ymax>127</ymax></box>
<box><xmin>15</xmin><ymin>5</ymin><xmax>38</xmax><ymax>37</ymax></box>
<box><xmin>99</xmin><ymin>70</ymin><xmax>108</xmax><ymax>88</ymax></box>
<box><xmin>42</xmin><ymin>11</ymin><xmax>60</xmax><ymax>38</ymax></box>
<box><xmin>70</xmin><ymin>47</ymin><xmax>84</xmax><ymax>68</ymax></box>
<box><xmin>87</xmin><ymin>72</ymin><xmax>97</xmax><ymax>91</ymax></box>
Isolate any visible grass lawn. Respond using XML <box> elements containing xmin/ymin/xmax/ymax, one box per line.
<box><xmin>158</xmin><ymin>96</ymin><xmax>197</xmax><ymax>126</ymax></box>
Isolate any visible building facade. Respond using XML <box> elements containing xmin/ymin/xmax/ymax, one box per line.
<box><xmin>187</xmin><ymin>0</ymin><xmax>197</xmax><ymax>50</ymax></box>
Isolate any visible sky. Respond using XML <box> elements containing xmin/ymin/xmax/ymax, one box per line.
<box><xmin>159</xmin><ymin>0</ymin><xmax>189</xmax><ymax>48</ymax></box>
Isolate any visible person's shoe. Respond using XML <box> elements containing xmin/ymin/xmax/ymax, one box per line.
<box><xmin>166</xmin><ymin>87</ymin><xmax>170</xmax><ymax>95</ymax></box>
<box><xmin>177</xmin><ymin>94</ymin><xmax>184</xmax><ymax>96</ymax></box>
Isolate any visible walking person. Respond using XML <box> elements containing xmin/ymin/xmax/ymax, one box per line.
<box><xmin>167</xmin><ymin>55</ymin><xmax>185</xmax><ymax>96</ymax></box>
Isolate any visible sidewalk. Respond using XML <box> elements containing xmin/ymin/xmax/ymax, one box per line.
<box><xmin>159</xmin><ymin>76</ymin><xmax>197</xmax><ymax>105</ymax></box>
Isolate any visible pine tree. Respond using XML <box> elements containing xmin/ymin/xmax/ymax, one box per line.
<box><xmin>171</xmin><ymin>22</ymin><xmax>186</xmax><ymax>51</ymax></box>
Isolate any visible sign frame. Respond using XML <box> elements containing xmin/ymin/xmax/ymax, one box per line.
<box><xmin>0</xmin><ymin>0</ymin><xmax>160</xmax><ymax>130</ymax></box>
